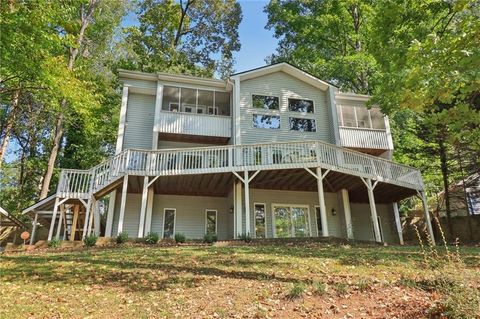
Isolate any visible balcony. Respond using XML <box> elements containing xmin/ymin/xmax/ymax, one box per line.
<box><xmin>156</xmin><ymin>111</ymin><xmax>231</xmax><ymax>139</ymax></box>
<box><xmin>339</xmin><ymin>127</ymin><xmax>390</xmax><ymax>151</ymax></box>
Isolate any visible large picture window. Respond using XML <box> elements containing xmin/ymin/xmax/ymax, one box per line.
<box><xmin>163</xmin><ymin>209</ymin><xmax>176</xmax><ymax>239</ymax></box>
<box><xmin>288</xmin><ymin>98</ymin><xmax>314</xmax><ymax>113</ymax></box>
<box><xmin>253</xmin><ymin>114</ymin><xmax>280</xmax><ymax>129</ymax></box>
<box><xmin>337</xmin><ymin>104</ymin><xmax>386</xmax><ymax>130</ymax></box>
<box><xmin>273</xmin><ymin>205</ymin><xmax>310</xmax><ymax>238</ymax></box>
<box><xmin>162</xmin><ymin>86</ymin><xmax>231</xmax><ymax>116</ymax></box>
<box><xmin>252</xmin><ymin>94</ymin><xmax>279</xmax><ymax>110</ymax></box>
<box><xmin>205</xmin><ymin>210</ymin><xmax>217</xmax><ymax>235</ymax></box>
<box><xmin>289</xmin><ymin>117</ymin><xmax>316</xmax><ymax>132</ymax></box>
<box><xmin>254</xmin><ymin>203</ymin><xmax>266</xmax><ymax>238</ymax></box>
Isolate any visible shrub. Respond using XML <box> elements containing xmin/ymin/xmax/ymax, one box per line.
<box><xmin>144</xmin><ymin>232</ymin><xmax>159</xmax><ymax>245</ymax></box>
<box><xmin>83</xmin><ymin>235</ymin><xmax>98</xmax><ymax>247</ymax></box>
<box><xmin>238</xmin><ymin>232</ymin><xmax>252</xmax><ymax>243</ymax></box>
<box><xmin>116</xmin><ymin>232</ymin><xmax>129</xmax><ymax>244</ymax></box>
<box><xmin>48</xmin><ymin>238</ymin><xmax>61</xmax><ymax>248</ymax></box>
<box><xmin>203</xmin><ymin>233</ymin><xmax>217</xmax><ymax>244</ymax></box>
<box><xmin>312</xmin><ymin>281</ymin><xmax>328</xmax><ymax>295</ymax></box>
<box><xmin>174</xmin><ymin>233</ymin><xmax>186</xmax><ymax>243</ymax></box>
<box><xmin>287</xmin><ymin>282</ymin><xmax>307</xmax><ymax>299</ymax></box>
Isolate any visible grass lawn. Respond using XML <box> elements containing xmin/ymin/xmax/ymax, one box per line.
<box><xmin>1</xmin><ymin>243</ymin><xmax>479</xmax><ymax>318</ymax></box>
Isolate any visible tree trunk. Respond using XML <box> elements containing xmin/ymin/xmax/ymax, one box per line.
<box><xmin>0</xmin><ymin>90</ymin><xmax>20</xmax><ymax>167</ymax></box>
<box><xmin>438</xmin><ymin>138</ymin><xmax>453</xmax><ymax>239</ymax></box>
<box><xmin>39</xmin><ymin>113</ymin><xmax>64</xmax><ymax>199</ymax></box>
<box><xmin>457</xmin><ymin>149</ymin><xmax>474</xmax><ymax>242</ymax></box>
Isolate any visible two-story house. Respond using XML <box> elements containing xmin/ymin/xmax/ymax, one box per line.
<box><xmin>23</xmin><ymin>63</ymin><xmax>436</xmax><ymax>245</ymax></box>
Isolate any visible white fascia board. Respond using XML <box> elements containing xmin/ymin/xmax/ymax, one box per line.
<box><xmin>335</xmin><ymin>92</ymin><xmax>371</xmax><ymax>102</ymax></box>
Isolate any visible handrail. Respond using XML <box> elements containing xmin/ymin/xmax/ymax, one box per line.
<box><xmin>56</xmin><ymin>140</ymin><xmax>424</xmax><ymax>199</ymax></box>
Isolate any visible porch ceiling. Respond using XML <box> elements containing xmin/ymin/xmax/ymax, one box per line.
<box><xmin>123</xmin><ymin>168</ymin><xmax>417</xmax><ymax>203</ymax></box>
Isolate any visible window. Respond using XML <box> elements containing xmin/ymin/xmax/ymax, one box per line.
<box><xmin>252</xmin><ymin>94</ymin><xmax>279</xmax><ymax>110</ymax></box>
<box><xmin>369</xmin><ymin>108</ymin><xmax>386</xmax><ymax>129</ymax></box>
<box><xmin>205</xmin><ymin>210</ymin><xmax>217</xmax><ymax>235</ymax></box>
<box><xmin>253</xmin><ymin>114</ymin><xmax>280</xmax><ymax>129</ymax></box>
<box><xmin>273</xmin><ymin>205</ymin><xmax>310</xmax><ymax>238</ymax></box>
<box><xmin>289</xmin><ymin>117</ymin><xmax>316</xmax><ymax>132</ymax></box>
<box><xmin>254</xmin><ymin>203</ymin><xmax>266</xmax><ymax>238</ymax></box>
<box><xmin>315</xmin><ymin>207</ymin><xmax>322</xmax><ymax>236</ymax></box>
<box><xmin>163</xmin><ymin>209</ymin><xmax>176</xmax><ymax>239</ymax></box>
<box><xmin>337</xmin><ymin>104</ymin><xmax>386</xmax><ymax>130</ymax></box>
<box><xmin>288</xmin><ymin>98</ymin><xmax>314</xmax><ymax>113</ymax></box>
<box><xmin>208</xmin><ymin>106</ymin><xmax>218</xmax><ymax>115</ymax></box>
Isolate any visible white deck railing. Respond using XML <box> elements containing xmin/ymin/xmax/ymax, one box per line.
<box><xmin>57</xmin><ymin>140</ymin><xmax>424</xmax><ymax>199</ymax></box>
<box><xmin>156</xmin><ymin>111</ymin><xmax>231</xmax><ymax>138</ymax></box>
<box><xmin>339</xmin><ymin>127</ymin><xmax>390</xmax><ymax>150</ymax></box>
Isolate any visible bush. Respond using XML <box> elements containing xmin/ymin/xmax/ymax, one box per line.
<box><xmin>116</xmin><ymin>232</ymin><xmax>129</xmax><ymax>244</ymax></box>
<box><xmin>287</xmin><ymin>282</ymin><xmax>307</xmax><ymax>299</ymax></box>
<box><xmin>48</xmin><ymin>238</ymin><xmax>61</xmax><ymax>248</ymax></box>
<box><xmin>83</xmin><ymin>235</ymin><xmax>98</xmax><ymax>247</ymax></box>
<box><xmin>203</xmin><ymin>233</ymin><xmax>217</xmax><ymax>244</ymax></box>
<box><xmin>144</xmin><ymin>232</ymin><xmax>159</xmax><ymax>245</ymax></box>
<box><xmin>238</xmin><ymin>232</ymin><xmax>252</xmax><ymax>243</ymax></box>
<box><xmin>175</xmin><ymin>233</ymin><xmax>186</xmax><ymax>243</ymax></box>
<box><xmin>312</xmin><ymin>281</ymin><xmax>328</xmax><ymax>295</ymax></box>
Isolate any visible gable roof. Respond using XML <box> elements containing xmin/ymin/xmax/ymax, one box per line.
<box><xmin>231</xmin><ymin>62</ymin><xmax>333</xmax><ymax>91</ymax></box>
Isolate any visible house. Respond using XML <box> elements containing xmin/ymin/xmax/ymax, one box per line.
<box><xmin>22</xmin><ymin>63</ymin><xmax>436</xmax><ymax>245</ymax></box>
<box><xmin>437</xmin><ymin>173</ymin><xmax>480</xmax><ymax>218</ymax></box>
<box><xmin>0</xmin><ymin>206</ymin><xmax>27</xmax><ymax>247</ymax></box>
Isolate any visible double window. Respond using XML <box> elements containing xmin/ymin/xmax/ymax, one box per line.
<box><xmin>273</xmin><ymin>205</ymin><xmax>310</xmax><ymax>238</ymax></box>
<box><xmin>254</xmin><ymin>203</ymin><xmax>266</xmax><ymax>238</ymax></box>
<box><xmin>288</xmin><ymin>98</ymin><xmax>314</xmax><ymax>113</ymax></box>
<box><xmin>289</xmin><ymin>117</ymin><xmax>316</xmax><ymax>132</ymax></box>
<box><xmin>252</xmin><ymin>94</ymin><xmax>279</xmax><ymax>110</ymax></box>
<box><xmin>252</xmin><ymin>114</ymin><xmax>281</xmax><ymax>129</ymax></box>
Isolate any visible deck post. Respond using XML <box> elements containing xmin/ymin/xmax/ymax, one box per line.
<box><xmin>244</xmin><ymin>171</ymin><xmax>251</xmax><ymax>236</ymax></box>
<box><xmin>419</xmin><ymin>191</ymin><xmax>436</xmax><ymax>245</ymax></box>
<box><xmin>316</xmin><ymin>167</ymin><xmax>329</xmax><ymax>237</ymax></box>
<box><xmin>365</xmin><ymin>178</ymin><xmax>382</xmax><ymax>243</ymax></box>
<box><xmin>105</xmin><ymin>190</ymin><xmax>116</xmax><ymax>237</ymax></box>
<box><xmin>117</xmin><ymin>175</ymin><xmax>129</xmax><ymax>235</ymax></box>
<box><xmin>144</xmin><ymin>188</ymin><xmax>154</xmax><ymax>235</ymax></box>
<box><xmin>55</xmin><ymin>204</ymin><xmax>65</xmax><ymax>240</ymax></box>
<box><xmin>93</xmin><ymin>200</ymin><xmax>101</xmax><ymax>236</ymax></box>
<box><xmin>234</xmin><ymin>180</ymin><xmax>243</xmax><ymax>238</ymax></box>
<box><xmin>138</xmin><ymin>176</ymin><xmax>149</xmax><ymax>238</ymax></box>
<box><xmin>82</xmin><ymin>199</ymin><xmax>92</xmax><ymax>239</ymax></box>
<box><xmin>30</xmin><ymin>212</ymin><xmax>39</xmax><ymax>245</ymax></box>
<box><xmin>70</xmin><ymin>204</ymin><xmax>79</xmax><ymax>241</ymax></box>
<box><xmin>340</xmin><ymin>189</ymin><xmax>353</xmax><ymax>239</ymax></box>
<box><xmin>47</xmin><ymin>197</ymin><xmax>60</xmax><ymax>241</ymax></box>
<box><xmin>87</xmin><ymin>197</ymin><xmax>97</xmax><ymax>236</ymax></box>
<box><xmin>393</xmin><ymin>202</ymin><xmax>404</xmax><ymax>245</ymax></box>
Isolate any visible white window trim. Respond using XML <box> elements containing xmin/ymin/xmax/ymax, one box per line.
<box><xmin>287</xmin><ymin>97</ymin><xmax>315</xmax><ymax>114</ymax></box>
<box><xmin>288</xmin><ymin>117</ymin><xmax>317</xmax><ymax>132</ymax></box>
<box><xmin>253</xmin><ymin>202</ymin><xmax>267</xmax><ymax>238</ymax></box>
<box><xmin>205</xmin><ymin>209</ymin><xmax>218</xmax><ymax>235</ymax></box>
<box><xmin>250</xmin><ymin>93</ymin><xmax>281</xmax><ymax>111</ymax></box>
<box><xmin>271</xmin><ymin>203</ymin><xmax>311</xmax><ymax>238</ymax></box>
<box><xmin>162</xmin><ymin>208</ymin><xmax>176</xmax><ymax>239</ymax></box>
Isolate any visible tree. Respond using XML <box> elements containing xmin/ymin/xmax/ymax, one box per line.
<box><xmin>265</xmin><ymin>0</ymin><xmax>376</xmax><ymax>93</ymax></box>
<box><xmin>122</xmin><ymin>0</ymin><xmax>242</xmax><ymax>77</ymax></box>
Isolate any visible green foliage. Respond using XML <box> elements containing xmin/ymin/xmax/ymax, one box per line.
<box><xmin>312</xmin><ymin>281</ymin><xmax>327</xmax><ymax>295</ymax></box>
<box><xmin>203</xmin><ymin>233</ymin><xmax>217</xmax><ymax>244</ymax></box>
<box><xmin>48</xmin><ymin>238</ymin><xmax>61</xmax><ymax>248</ymax></box>
<box><xmin>238</xmin><ymin>232</ymin><xmax>252</xmax><ymax>243</ymax></box>
<box><xmin>174</xmin><ymin>233</ymin><xmax>186</xmax><ymax>243</ymax></box>
<box><xmin>144</xmin><ymin>232</ymin><xmax>159</xmax><ymax>245</ymax></box>
<box><xmin>286</xmin><ymin>282</ymin><xmax>306</xmax><ymax>299</ymax></box>
<box><xmin>116</xmin><ymin>232</ymin><xmax>129</xmax><ymax>244</ymax></box>
<box><xmin>121</xmin><ymin>0</ymin><xmax>242</xmax><ymax>77</ymax></box>
<box><xmin>83</xmin><ymin>235</ymin><xmax>98</xmax><ymax>247</ymax></box>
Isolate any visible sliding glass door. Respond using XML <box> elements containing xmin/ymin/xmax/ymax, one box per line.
<box><xmin>273</xmin><ymin>205</ymin><xmax>310</xmax><ymax>238</ymax></box>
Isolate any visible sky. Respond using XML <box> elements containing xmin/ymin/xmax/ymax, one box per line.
<box><xmin>234</xmin><ymin>1</ymin><xmax>278</xmax><ymax>72</ymax></box>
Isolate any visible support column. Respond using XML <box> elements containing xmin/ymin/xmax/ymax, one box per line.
<box><xmin>316</xmin><ymin>167</ymin><xmax>329</xmax><ymax>237</ymax></box>
<box><xmin>138</xmin><ymin>176</ymin><xmax>149</xmax><ymax>238</ymax></box>
<box><xmin>393</xmin><ymin>202</ymin><xmax>404</xmax><ymax>245</ymax></box>
<box><xmin>47</xmin><ymin>197</ymin><xmax>60</xmax><ymax>241</ymax></box>
<box><xmin>30</xmin><ymin>212</ymin><xmax>38</xmax><ymax>245</ymax></box>
<box><xmin>340</xmin><ymin>189</ymin><xmax>353</xmax><ymax>239</ymax></box>
<box><xmin>234</xmin><ymin>180</ymin><xmax>243</xmax><ymax>238</ymax></box>
<box><xmin>366</xmin><ymin>178</ymin><xmax>382</xmax><ymax>243</ymax></box>
<box><xmin>117</xmin><ymin>175</ymin><xmax>129</xmax><ymax>235</ymax></box>
<box><xmin>70</xmin><ymin>205</ymin><xmax>79</xmax><ymax>241</ymax></box>
<box><xmin>244</xmin><ymin>171</ymin><xmax>251</xmax><ymax>236</ymax></box>
<box><xmin>420</xmin><ymin>191</ymin><xmax>436</xmax><ymax>245</ymax></box>
<box><xmin>55</xmin><ymin>205</ymin><xmax>65</xmax><ymax>240</ymax></box>
<box><xmin>87</xmin><ymin>197</ymin><xmax>97</xmax><ymax>236</ymax></box>
<box><xmin>105</xmin><ymin>190</ymin><xmax>116</xmax><ymax>237</ymax></box>
<box><xmin>144</xmin><ymin>188</ymin><xmax>154</xmax><ymax>235</ymax></box>
<box><xmin>82</xmin><ymin>199</ymin><xmax>93</xmax><ymax>239</ymax></box>
<box><xmin>93</xmin><ymin>200</ymin><xmax>101</xmax><ymax>236</ymax></box>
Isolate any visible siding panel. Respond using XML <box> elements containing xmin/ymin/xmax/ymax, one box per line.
<box><xmin>350</xmin><ymin>203</ymin><xmax>397</xmax><ymax>243</ymax></box>
<box><xmin>123</xmin><ymin>93</ymin><xmax>155</xmax><ymax>150</ymax></box>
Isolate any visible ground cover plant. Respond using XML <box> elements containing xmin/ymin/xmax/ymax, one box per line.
<box><xmin>1</xmin><ymin>242</ymin><xmax>479</xmax><ymax>318</ymax></box>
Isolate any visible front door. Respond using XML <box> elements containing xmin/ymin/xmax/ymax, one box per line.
<box><xmin>273</xmin><ymin>205</ymin><xmax>310</xmax><ymax>238</ymax></box>
<box><xmin>163</xmin><ymin>209</ymin><xmax>176</xmax><ymax>238</ymax></box>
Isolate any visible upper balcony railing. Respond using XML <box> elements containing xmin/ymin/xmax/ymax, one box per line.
<box><xmin>156</xmin><ymin>111</ymin><xmax>231</xmax><ymax>138</ymax></box>
<box><xmin>57</xmin><ymin>140</ymin><xmax>424</xmax><ymax>199</ymax></box>
<box><xmin>339</xmin><ymin>126</ymin><xmax>390</xmax><ymax>150</ymax></box>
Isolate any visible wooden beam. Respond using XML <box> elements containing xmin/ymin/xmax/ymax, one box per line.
<box><xmin>70</xmin><ymin>204</ymin><xmax>79</xmax><ymax>241</ymax></box>
<box><xmin>105</xmin><ymin>191</ymin><xmax>116</xmax><ymax>237</ymax></box>
<box><xmin>418</xmin><ymin>191</ymin><xmax>436</xmax><ymax>245</ymax></box>
<box><xmin>340</xmin><ymin>189</ymin><xmax>353</xmax><ymax>239</ymax></box>
<box><xmin>244</xmin><ymin>171</ymin><xmax>251</xmax><ymax>236</ymax></box>
<box><xmin>30</xmin><ymin>212</ymin><xmax>39</xmax><ymax>245</ymax></box>
<box><xmin>47</xmin><ymin>197</ymin><xmax>60</xmax><ymax>241</ymax></box>
<box><xmin>117</xmin><ymin>175</ymin><xmax>129</xmax><ymax>235</ymax></box>
<box><xmin>393</xmin><ymin>202</ymin><xmax>404</xmax><ymax>245</ymax></box>
<box><xmin>144</xmin><ymin>188</ymin><xmax>154</xmax><ymax>235</ymax></box>
<box><xmin>366</xmin><ymin>178</ymin><xmax>382</xmax><ymax>243</ymax></box>
<box><xmin>316</xmin><ymin>167</ymin><xmax>329</xmax><ymax>237</ymax></box>
<box><xmin>138</xmin><ymin>176</ymin><xmax>149</xmax><ymax>238</ymax></box>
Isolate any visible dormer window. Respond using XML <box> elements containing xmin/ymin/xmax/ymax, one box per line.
<box><xmin>288</xmin><ymin>98</ymin><xmax>314</xmax><ymax>113</ymax></box>
<box><xmin>252</xmin><ymin>95</ymin><xmax>279</xmax><ymax>110</ymax></box>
